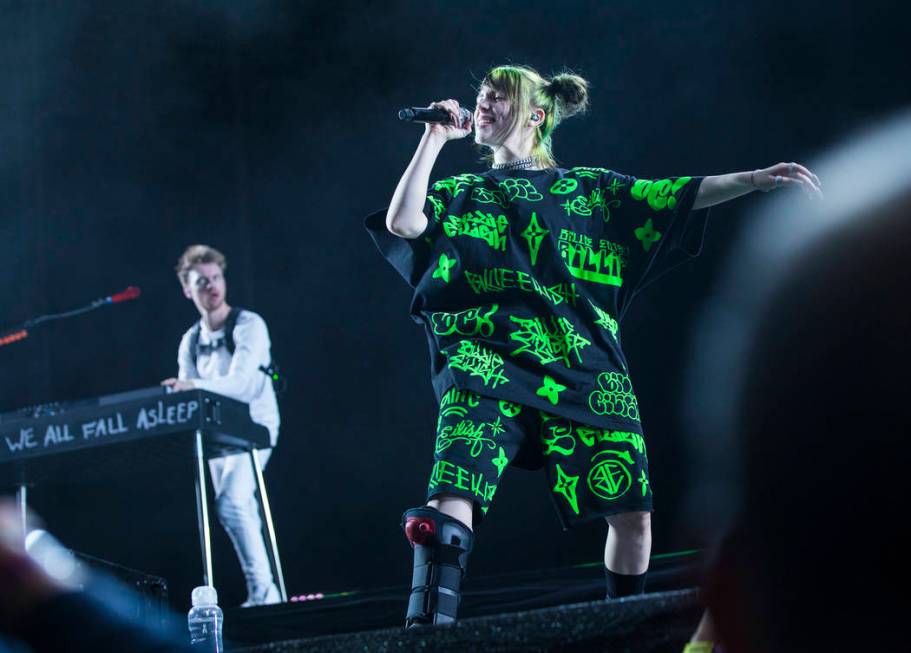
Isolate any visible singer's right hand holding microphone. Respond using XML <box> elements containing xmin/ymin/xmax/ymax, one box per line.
<box><xmin>426</xmin><ymin>99</ymin><xmax>472</xmax><ymax>141</ymax></box>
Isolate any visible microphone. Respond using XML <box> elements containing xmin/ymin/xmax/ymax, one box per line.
<box><xmin>398</xmin><ymin>106</ymin><xmax>472</xmax><ymax>125</ymax></box>
<box><xmin>106</xmin><ymin>286</ymin><xmax>142</xmax><ymax>304</ymax></box>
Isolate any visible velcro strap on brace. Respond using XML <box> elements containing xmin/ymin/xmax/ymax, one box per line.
<box><xmin>401</xmin><ymin>506</ymin><xmax>473</xmax><ymax>627</ymax></box>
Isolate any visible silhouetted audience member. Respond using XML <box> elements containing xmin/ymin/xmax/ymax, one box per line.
<box><xmin>0</xmin><ymin>503</ymin><xmax>192</xmax><ymax>653</ymax></box>
<box><xmin>685</xmin><ymin>111</ymin><xmax>910</xmax><ymax>652</ymax></box>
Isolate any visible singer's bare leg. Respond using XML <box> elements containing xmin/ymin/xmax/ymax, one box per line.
<box><xmin>604</xmin><ymin>511</ymin><xmax>651</xmax><ymax>574</ymax></box>
<box><xmin>426</xmin><ymin>494</ymin><xmax>473</xmax><ymax>530</ymax></box>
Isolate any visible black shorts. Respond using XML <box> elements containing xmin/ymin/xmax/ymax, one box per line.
<box><xmin>425</xmin><ymin>387</ymin><xmax>652</xmax><ymax>528</ymax></box>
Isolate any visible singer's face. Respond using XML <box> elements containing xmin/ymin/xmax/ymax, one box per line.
<box><xmin>184</xmin><ymin>263</ymin><xmax>227</xmax><ymax>314</ymax></box>
<box><xmin>474</xmin><ymin>85</ymin><xmax>512</xmax><ymax>146</ymax></box>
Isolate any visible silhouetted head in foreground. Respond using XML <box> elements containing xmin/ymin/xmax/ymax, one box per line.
<box><xmin>686</xmin><ymin>111</ymin><xmax>911</xmax><ymax>653</ymax></box>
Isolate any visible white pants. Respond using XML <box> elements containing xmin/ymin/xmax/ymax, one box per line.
<box><xmin>208</xmin><ymin>448</ymin><xmax>274</xmax><ymax>593</ymax></box>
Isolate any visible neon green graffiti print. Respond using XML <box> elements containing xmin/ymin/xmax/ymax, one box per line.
<box><xmin>429</xmin><ymin>460</ymin><xmax>497</xmax><ymax>511</ymax></box>
<box><xmin>588</xmin><ymin>300</ymin><xmax>619</xmax><ymax>341</ymax></box>
<box><xmin>499</xmin><ymin>178</ymin><xmax>543</xmax><ymax>202</ymax></box>
<box><xmin>570</xmin><ymin>166</ymin><xmax>613</xmax><ymax>179</ymax></box>
<box><xmin>638</xmin><ymin>470</ymin><xmax>650</xmax><ymax>496</ymax></box>
<box><xmin>558</xmin><ymin>229</ymin><xmax>625</xmax><ymax>287</ymax></box>
<box><xmin>446</xmin><ymin>340</ymin><xmax>510</xmax><ymax>388</ymax></box>
<box><xmin>606</xmin><ymin>177</ymin><xmax>626</xmax><ymax>196</ymax></box>
<box><xmin>441</xmin><ymin>210</ymin><xmax>509</xmax><ymax>252</ymax></box>
<box><xmin>427</xmin><ymin>194</ymin><xmax>446</xmax><ymax>222</ymax></box>
<box><xmin>549</xmin><ymin>178</ymin><xmax>579</xmax><ymax>195</ymax></box>
<box><xmin>588</xmin><ymin>372</ymin><xmax>640</xmax><ymax>422</ymax></box>
<box><xmin>552</xmin><ymin>463</ymin><xmax>580</xmax><ymax>515</ymax></box>
<box><xmin>540</xmin><ymin>416</ymin><xmax>577</xmax><ymax>456</ymax></box>
<box><xmin>539</xmin><ymin>414</ymin><xmax>646</xmax><ymax>458</ymax></box>
<box><xmin>509</xmin><ymin>315</ymin><xmax>591</xmax><ymax>367</ymax></box>
<box><xmin>634</xmin><ymin>218</ymin><xmax>661</xmax><ymax>252</ymax></box>
<box><xmin>561</xmin><ymin>189</ymin><xmax>621</xmax><ymax>222</ymax></box>
<box><xmin>471</xmin><ymin>186</ymin><xmax>509</xmax><ymax>208</ymax></box>
<box><xmin>435</xmin><ymin>419</ymin><xmax>498</xmax><ymax>458</ymax></box>
<box><xmin>630</xmin><ymin>177</ymin><xmax>691</xmax><ymax>211</ymax></box>
<box><xmin>521</xmin><ymin>212</ymin><xmax>549</xmax><ymax>266</ymax></box>
<box><xmin>577</xmin><ymin>427</ymin><xmax>646</xmax><ymax>455</ymax></box>
<box><xmin>438</xmin><ymin>387</ymin><xmax>480</xmax><ymax>420</ymax></box>
<box><xmin>430</xmin><ymin>305</ymin><xmax>499</xmax><ymax>337</ymax></box>
<box><xmin>536</xmin><ymin>375</ymin><xmax>567</xmax><ymax>406</ymax></box>
<box><xmin>492</xmin><ymin>447</ymin><xmax>509</xmax><ymax>477</ymax></box>
<box><xmin>465</xmin><ymin>267</ymin><xmax>580</xmax><ymax>307</ymax></box>
<box><xmin>432</xmin><ymin>253</ymin><xmax>457</xmax><ymax>283</ymax></box>
<box><xmin>587</xmin><ymin>450</ymin><xmax>634</xmax><ymax>501</ymax></box>
<box><xmin>498</xmin><ymin>400</ymin><xmax>522</xmax><ymax>418</ymax></box>
<box><xmin>433</xmin><ymin>173</ymin><xmax>484</xmax><ymax>197</ymax></box>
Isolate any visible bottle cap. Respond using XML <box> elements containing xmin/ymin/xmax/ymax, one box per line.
<box><xmin>191</xmin><ymin>585</ymin><xmax>218</xmax><ymax>607</ymax></box>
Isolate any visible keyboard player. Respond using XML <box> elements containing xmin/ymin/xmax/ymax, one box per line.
<box><xmin>161</xmin><ymin>245</ymin><xmax>281</xmax><ymax>607</ymax></box>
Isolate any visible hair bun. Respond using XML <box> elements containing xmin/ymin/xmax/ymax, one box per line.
<box><xmin>547</xmin><ymin>73</ymin><xmax>589</xmax><ymax>118</ymax></box>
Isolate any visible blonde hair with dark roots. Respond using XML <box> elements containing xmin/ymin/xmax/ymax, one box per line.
<box><xmin>175</xmin><ymin>244</ymin><xmax>227</xmax><ymax>285</ymax></box>
<box><xmin>480</xmin><ymin>65</ymin><xmax>590</xmax><ymax>168</ymax></box>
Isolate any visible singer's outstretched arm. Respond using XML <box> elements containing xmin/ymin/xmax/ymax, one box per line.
<box><xmin>387</xmin><ymin>99</ymin><xmax>472</xmax><ymax>239</ymax></box>
<box><xmin>692</xmin><ymin>163</ymin><xmax>822</xmax><ymax>210</ymax></box>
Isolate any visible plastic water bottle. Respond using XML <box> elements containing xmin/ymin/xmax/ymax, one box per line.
<box><xmin>188</xmin><ymin>585</ymin><xmax>223</xmax><ymax>652</ymax></box>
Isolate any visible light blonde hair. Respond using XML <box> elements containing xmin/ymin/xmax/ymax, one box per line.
<box><xmin>480</xmin><ymin>65</ymin><xmax>590</xmax><ymax>168</ymax></box>
<box><xmin>175</xmin><ymin>244</ymin><xmax>227</xmax><ymax>285</ymax></box>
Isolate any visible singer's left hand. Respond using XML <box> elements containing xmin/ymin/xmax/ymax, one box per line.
<box><xmin>161</xmin><ymin>378</ymin><xmax>195</xmax><ymax>392</ymax></box>
<box><xmin>753</xmin><ymin>162</ymin><xmax>823</xmax><ymax>198</ymax></box>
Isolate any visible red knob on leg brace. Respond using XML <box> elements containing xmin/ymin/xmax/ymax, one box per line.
<box><xmin>404</xmin><ymin>517</ymin><xmax>436</xmax><ymax>546</ymax></box>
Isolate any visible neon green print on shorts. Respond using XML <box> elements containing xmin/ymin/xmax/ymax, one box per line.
<box><xmin>498</xmin><ymin>400</ymin><xmax>522</xmax><ymax>418</ymax></box>
<box><xmin>538</xmin><ymin>413</ymin><xmax>646</xmax><ymax>458</ymax></box>
<box><xmin>429</xmin><ymin>460</ymin><xmax>497</xmax><ymax>511</ymax></box>
<box><xmin>438</xmin><ymin>387</ymin><xmax>481</xmax><ymax>420</ymax></box>
<box><xmin>435</xmin><ymin>419</ymin><xmax>499</xmax><ymax>458</ymax></box>
<box><xmin>491</xmin><ymin>447</ymin><xmax>509</xmax><ymax>477</ymax></box>
<box><xmin>540</xmin><ymin>417</ymin><xmax>577</xmax><ymax>456</ymax></box>
<box><xmin>630</xmin><ymin>176</ymin><xmax>691</xmax><ymax>211</ymax></box>
<box><xmin>638</xmin><ymin>470</ymin><xmax>650</xmax><ymax>496</ymax></box>
<box><xmin>552</xmin><ymin>463</ymin><xmax>580</xmax><ymax>514</ymax></box>
<box><xmin>587</xmin><ymin>450</ymin><xmax>634</xmax><ymax>500</ymax></box>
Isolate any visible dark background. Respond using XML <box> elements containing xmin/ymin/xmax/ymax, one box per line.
<box><xmin>0</xmin><ymin>0</ymin><xmax>907</xmax><ymax>610</ymax></box>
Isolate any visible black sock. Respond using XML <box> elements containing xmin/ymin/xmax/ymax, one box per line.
<box><xmin>604</xmin><ymin>568</ymin><xmax>646</xmax><ymax>598</ymax></box>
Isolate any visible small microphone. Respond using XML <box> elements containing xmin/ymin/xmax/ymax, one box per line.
<box><xmin>398</xmin><ymin>106</ymin><xmax>472</xmax><ymax>125</ymax></box>
<box><xmin>107</xmin><ymin>286</ymin><xmax>142</xmax><ymax>304</ymax></box>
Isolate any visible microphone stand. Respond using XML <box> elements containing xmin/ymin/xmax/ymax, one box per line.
<box><xmin>0</xmin><ymin>288</ymin><xmax>140</xmax><ymax>349</ymax></box>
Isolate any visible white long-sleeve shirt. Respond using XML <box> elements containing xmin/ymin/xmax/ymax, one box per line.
<box><xmin>177</xmin><ymin>310</ymin><xmax>280</xmax><ymax>446</ymax></box>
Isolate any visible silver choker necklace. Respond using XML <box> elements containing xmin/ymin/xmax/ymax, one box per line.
<box><xmin>491</xmin><ymin>156</ymin><xmax>536</xmax><ymax>171</ymax></box>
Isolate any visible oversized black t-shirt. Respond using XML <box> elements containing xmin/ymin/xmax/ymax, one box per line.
<box><xmin>366</xmin><ymin>167</ymin><xmax>706</xmax><ymax>434</ymax></box>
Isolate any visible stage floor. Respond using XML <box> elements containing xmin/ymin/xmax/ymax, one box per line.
<box><xmin>225</xmin><ymin>550</ymin><xmax>704</xmax><ymax>652</ymax></box>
